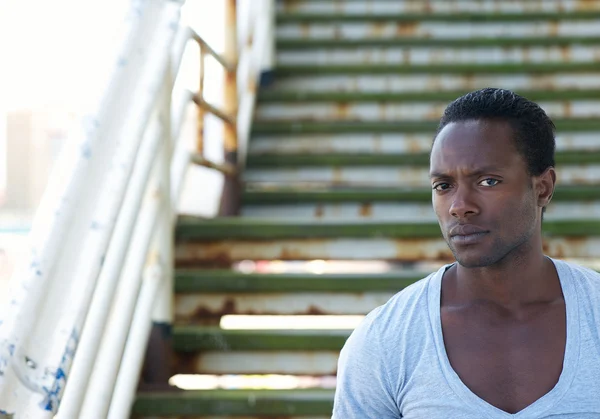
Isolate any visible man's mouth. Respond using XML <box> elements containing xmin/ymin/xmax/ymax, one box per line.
<box><xmin>448</xmin><ymin>224</ymin><xmax>489</xmax><ymax>245</ymax></box>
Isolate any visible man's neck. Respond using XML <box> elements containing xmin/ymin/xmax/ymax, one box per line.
<box><xmin>445</xmin><ymin>249</ymin><xmax>562</xmax><ymax>313</ymax></box>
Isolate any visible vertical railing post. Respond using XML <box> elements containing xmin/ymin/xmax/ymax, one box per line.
<box><xmin>219</xmin><ymin>0</ymin><xmax>241</xmax><ymax>215</ymax></box>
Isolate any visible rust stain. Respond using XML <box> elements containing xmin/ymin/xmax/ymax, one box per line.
<box><xmin>335</xmin><ymin>102</ymin><xmax>350</xmax><ymax>119</ymax></box>
<box><xmin>548</xmin><ymin>21</ymin><xmax>559</xmax><ymax>37</ymax></box>
<box><xmin>314</xmin><ymin>204</ymin><xmax>325</xmax><ymax>218</ymax></box>
<box><xmin>284</xmin><ymin>0</ymin><xmax>303</xmax><ymax>12</ymax></box>
<box><xmin>370</xmin><ymin>22</ymin><xmax>386</xmax><ymax>38</ymax></box>
<box><xmin>559</xmin><ymin>45</ymin><xmax>571</xmax><ymax>62</ymax></box>
<box><xmin>407</xmin><ymin>135</ymin><xmax>427</xmax><ymax>153</ymax></box>
<box><xmin>332</xmin><ymin>167</ymin><xmax>343</xmax><ymax>185</ymax></box>
<box><xmin>379</xmin><ymin>102</ymin><xmax>387</xmax><ymax>120</ymax></box>
<box><xmin>396</xmin><ymin>22</ymin><xmax>418</xmax><ymax>37</ymax></box>
<box><xmin>464</xmin><ymin>73</ymin><xmax>475</xmax><ymax>90</ymax></box>
<box><xmin>359</xmin><ymin>203</ymin><xmax>373</xmax><ymax>217</ymax></box>
<box><xmin>576</xmin><ymin>0</ymin><xmax>598</xmax><ymax>11</ymax></box>
<box><xmin>300</xmin><ymin>23</ymin><xmax>310</xmax><ymax>38</ymax></box>
<box><xmin>563</xmin><ymin>101</ymin><xmax>573</xmax><ymax>118</ymax></box>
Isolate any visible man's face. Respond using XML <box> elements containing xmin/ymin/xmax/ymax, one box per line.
<box><xmin>430</xmin><ymin>119</ymin><xmax>540</xmax><ymax>268</ymax></box>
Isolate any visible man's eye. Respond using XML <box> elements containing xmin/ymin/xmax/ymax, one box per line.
<box><xmin>479</xmin><ymin>178</ymin><xmax>500</xmax><ymax>187</ymax></box>
<box><xmin>433</xmin><ymin>183</ymin><xmax>450</xmax><ymax>191</ymax></box>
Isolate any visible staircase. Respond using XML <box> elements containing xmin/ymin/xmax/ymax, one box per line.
<box><xmin>132</xmin><ymin>0</ymin><xmax>600</xmax><ymax>416</ymax></box>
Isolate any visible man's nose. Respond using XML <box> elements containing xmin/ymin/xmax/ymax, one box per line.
<box><xmin>449</xmin><ymin>186</ymin><xmax>479</xmax><ymax>218</ymax></box>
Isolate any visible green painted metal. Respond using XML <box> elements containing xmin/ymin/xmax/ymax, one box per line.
<box><xmin>175</xmin><ymin>270</ymin><xmax>424</xmax><ymax>293</ymax></box>
<box><xmin>242</xmin><ymin>185</ymin><xmax>600</xmax><ymax>204</ymax></box>
<box><xmin>252</xmin><ymin>118</ymin><xmax>600</xmax><ymax>134</ymax></box>
<box><xmin>176</xmin><ymin>217</ymin><xmax>600</xmax><ymax>240</ymax></box>
<box><xmin>276</xmin><ymin>11</ymin><xmax>600</xmax><ymax>23</ymax></box>
<box><xmin>258</xmin><ymin>89</ymin><xmax>600</xmax><ymax>103</ymax></box>
<box><xmin>274</xmin><ymin>62</ymin><xmax>600</xmax><ymax>76</ymax></box>
<box><xmin>174</xmin><ymin>327</ymin><xmax>351</xmax><ymax>351</ymax></box>
<box><xmin>246</xmin><ymin>151</ymin><xmax>600</xmax><ymax>168</ymax></box>
<box><xmin>132</xmin><ymin>389</ymin><xmax>334</xmax><ymax>416</ymax></box>
<box><xmin>277</xmin><ymin>37</ymin><xmax>600</xmax><ymax>49</ymax></box>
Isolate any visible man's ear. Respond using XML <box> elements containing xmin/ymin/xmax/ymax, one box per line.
<box><xmin>535</xmin><ymin>166</ymin><xmax>556</xmax><ymax>208</ymax></box>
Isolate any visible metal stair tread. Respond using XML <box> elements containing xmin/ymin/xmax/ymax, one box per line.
<box><xmin>175</xmin><ymin>269</ymin><xmax>425</xmax><ymax>293</ymax></box>
<box><xmin>252</xmin><ymin>118</ymin><xmax>600</xmax><ymax>134</ymax></box>
<box><xmin>242</xmin><ymin>185</ymin><xmax>600</xmax><ymax>204</ymax></box>
<box><xmin>276</xmin><ymin>10</ymin><xmax>600</xmax><ymax>23</ymax></box>
<box><xmin>176</xmin><ymin>217</ymin><xmax>600</xmax><ymax>240</ymax></box>
<box><xmin>132</xmin><ymin>389</ymin><xmax>335</xmax><ymax>416</ymax></box>
<box><xmin>274</xmin><ymin>62</ymin><xmax>600</xmax><ymax>75</ymax></box>
<box><xmin>258</xmin><ymin>89</ymin><xmax>600</xmax><ymax>103</ymax></box>
<box><xmin>246</xmin><ymin>151</ymin><xmax>600</xmax><ymax>167</ymax></box>
<box><xmin>173</xmin><ymin>326</ymin><xmax>351</xmax><ymax>351</ymax></box>
<box><xmin>277</xmin><ymin>37</ymin><xmax>600</xmax><ymax>49</ymax></box>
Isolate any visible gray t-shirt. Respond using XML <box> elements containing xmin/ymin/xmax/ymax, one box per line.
<box><xmin>332</xmin><ymin>258</ymin><xmax>600</xmax><ymax>418</ymax></box>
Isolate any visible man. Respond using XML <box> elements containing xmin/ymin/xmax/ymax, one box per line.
<box><xmin>332</xmin><ymin>88</ymin><xmax>600</xmax><ymax>418</ymax></box>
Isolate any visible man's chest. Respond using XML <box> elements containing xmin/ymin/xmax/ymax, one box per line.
<box><xmin>440</xmin><ymin>303</ymin><xmax>566</xmax><ymax>414</ymax></box>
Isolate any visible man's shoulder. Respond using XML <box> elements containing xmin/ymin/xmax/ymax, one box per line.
<box><xmin>554</xmin><ymin>258</ymin><xmax>600</xmax><ymax>285</ymax></box>
<box><xmin>360</xmin><ymin>268</ymin><xmax>442</xmax><ymax>335</ymax></box>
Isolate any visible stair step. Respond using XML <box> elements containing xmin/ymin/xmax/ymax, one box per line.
<box><xmin>266</xmin><ymin>74</ymin><xmax>600</xmax><ymax>94</ymax></box>
<box><xmin>176</xmin><ymin>235</ymin><xmax>600</xmax><ymax>263</ymax></box>
<box><xmin>133</xmin><ymin>389</ymin><xmax>334</xmax><ymax>417</ymax></box>
<box><xmin>176</xmin><ymin>292</ymin><xmax>396</xmax><ymax>320</ymax></box>
<box><xmin>278</xmin><ymin>21</ymin><xmax>600</xmax><ymax>42</ymax></box>
<box><xmin>174</xmin><ymin>350</ymin><xmax>342</xmax><ymax>375</ymax></box>
<box><xmin>252</xmin><ymin>118</ymin><xmax>600</xmax><ymax>134</ymax></box>
<box><xmin>277</xmin><ymin>37</ymin><xmax>600</xmax><ymax>49</ymax></box>
<box><xmin>175</xmin><ymin>218</ymin><xmax>600</xmax><ymax>263</ymax></box>
<box><xmin>278</xmin><ymin>0</ymin><xmax>600</xmax><ymax>15</ymax></box>
<box><xmin>241</xmin><ymin>202</ymin><xmax>600</xmax><ymax>222</ymax></box>
<box><xmin>249</xmin><ymin>132</ymin><xmax>600</xmax><ymax>155</ymax></box>
<box><xmin>242</xmin><ymin>185</ymin><xmax>600</xmax><ymax>204</ymax></box>
<box><xmin>176</xmin><ymin>218</ymin><xmax>600</xmax><ymax>240</ymax></box>
<box><xmin>246</xmin><ymin>151</ymin><xmax>600</xmax><ymax>168</ymax></box>
<box><xmin>176</xmin><ymin>270</ymin><xmax>422</xmax><ymax>292</ymax></box>
<box><xmin>258</xmin><ymin>89</ymin><xmax>600</xmax><ymax>103</ymax></box>
<box><xmin>244</xmin><ymin>165</ymin><xmax>600</xmax><ymax>188</ymax></box>
<box><xmin>256</xmin><ymin>100</ymin><xmax>600</xmax><ymax>121</ymax></box>
<box><xmin>277</xmin><ymin>46</ymin><xmax>600</xmax><ymax>66</ymax></box>
<box><xmin>276</xmin><ymin>11</ymin><xmax>600</xmax><ymax>23</ymax></box>
<box><xmin>274</xmin><ymin>62</ymin><xmax>600</xmax><ymax>76</ymax></box>
<box><xmin>174</xmin><ymin>327</ymin><xmax>350</xmax><ymax>351</ymax></box>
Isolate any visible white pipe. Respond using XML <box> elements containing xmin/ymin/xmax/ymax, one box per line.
<box><xmin>107</xmin><ymin>258</ymin><xmax>163</xmax><ymax>419</ymax></box>
<box><xmin>79</xmin><ymin>172</ymin><xmax>164</xmax><ymax>418</ymax></box>
<box><xmin>56</xmin><ymin>108</ymin><xmax>165</xmax><ymax>419</ymax></box>
<box><xmin>151</xmin><ymin>68</ymin><xmax>174</xmax><ymax>325</ymax></box>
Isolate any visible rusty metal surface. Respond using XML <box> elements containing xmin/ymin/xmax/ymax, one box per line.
<box><xmin>175</xmin><ymin>292</ymin><xmax>394</xmax><ymax>321</ymax></box>
<box><xmin>267</xmin><ymin>74</ymin><xmax>600</xmax><ymax>93</ymax></box>
<box><xmin>276</xmin><ymin>21</ymin><xmax>600</xmax><ymax>40</ymax></box>
<box><xmin>249</xmin><ymin>132</ymin><xmax>600</xmax><ymax>155</ymax></box>
<box><xmin>277</xmin><ymin>45</ymin><xmax>600</xmax><ymax>66</ymax></box>
<box><xmin>279</xmin><ymin>0</ymin><xmax>600</xmax><ymax>14</ymax></box>
<box><xmin>175</xmin><ymin>236</ymin><xmax>600</xmax><ymax>264</ymax></box>
<box><xmin>223</xmin><ymin>0</ymin><xmax>238</xmax><ymax>154</ymax></box>
<box><xmin>244</xmin><ymin>166</ymin><xmax>600</xmax><ymax>187</ymax></box>
<box><xmin>256</xmin><ymin>100</ymin><xmax>600</xmax><ymax>121</ymax></box>
<box><xmin>174</xmin><ymin>351</ymin><xmax>340</xmax><ymax>375</ymax></box>
<box><xmin>241</xmin><ymin>202</ymin><xmax>600</xmax><ymax>222</ymax></box>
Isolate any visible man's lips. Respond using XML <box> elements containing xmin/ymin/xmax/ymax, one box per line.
<box><xmin>449</xmin><ymin>224</ymin><xmax>489</xmax><ymax>238</ymax></box>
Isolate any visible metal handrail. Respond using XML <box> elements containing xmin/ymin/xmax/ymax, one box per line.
<box><xmin>0</xmin><ymin>0</ymin><xmax>274</xmax><ymax>417</ymax></box>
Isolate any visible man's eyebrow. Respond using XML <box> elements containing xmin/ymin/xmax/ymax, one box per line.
<box><xmin>429</xmin><ymin>166</ymin><xmax>506</xmax><ymax>179</ymax></box>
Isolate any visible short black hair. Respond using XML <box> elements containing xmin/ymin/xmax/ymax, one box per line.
<box><xmin>435</xmin><ymin>87</ymin><xmax>556</xmax><ymax>176</ymax></box>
